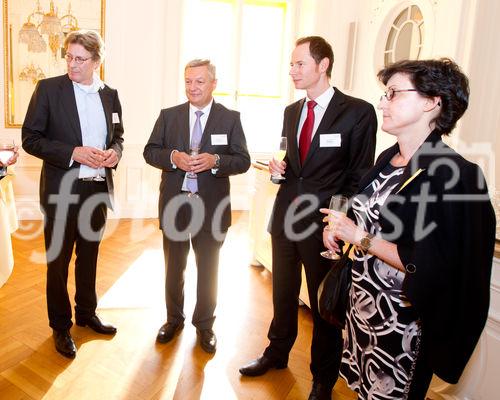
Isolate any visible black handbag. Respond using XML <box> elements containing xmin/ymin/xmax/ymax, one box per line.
<box><xmin>317</xmin><ymin>244</ymin><xmax>353</xmax><ymax>329</ymax></box>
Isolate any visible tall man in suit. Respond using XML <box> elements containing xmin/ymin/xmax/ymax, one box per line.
<box><xmin>22</xmin><ymin>30</ymin><xmax>124</xmax><ymax>359</ymax></box>
<box><xmin>144</xmin><ymin>59</ymin><xmax>250</xmax><ymax>353</ymax></box>
<box><xmin>239</xmin><ymin>36</ymin><xmax>377</xmax><ymax>400</ymax></box>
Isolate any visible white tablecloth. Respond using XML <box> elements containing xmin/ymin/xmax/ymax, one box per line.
<box><xmin>0</xmin><ymin>175</ymin><xmax>18</xmax><ymax>287</ymax></box>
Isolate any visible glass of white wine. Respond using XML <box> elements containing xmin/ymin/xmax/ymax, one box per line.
<box><xmin>320</xmin><ymin>195</ymin><xmax>349</xmax><ymax>260</ymax></box>
<box><xmin>271</xmin><ymin>137</ymin><xmax>287</xmax><ymax>182</ymax></box>
<box><xmin>0</xmin><ymin>140</ymin><xmax>16</xmax><ymax>177</ymax></box>
<box><xmin>187</xmin><ymin>140</ymin><xmax>200</xmax><ymax>179</ymax></box>
<box><xmin>94</xmin><ymin>144</ymin><xmax>106</xmax><ymax>181</ymax></box>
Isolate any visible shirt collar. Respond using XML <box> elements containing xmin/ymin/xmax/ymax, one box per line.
<box><xmin>307</xmin><ymin>86</ymin><xmax>335</xmax><ymax>109</ymax></box>
<box><xmin>73</xmin><ymin>73</ymin><xmax>105</xmax><ymax>94</ymax></box>
<box><xmin>189</xmin><ymin>99</ymin><xmax>213</xmax><ymax>116</ymax></box>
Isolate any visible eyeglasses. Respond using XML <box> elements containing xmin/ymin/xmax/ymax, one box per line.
<box><xmin>64</xmin><ymin>54</ymin><xmax>92</xmax><ymax>65</ymax></box>
<box><xmin>380</xmin><ymin>88</ymin><xmax>418</xmax><ymax>101</ymax></box>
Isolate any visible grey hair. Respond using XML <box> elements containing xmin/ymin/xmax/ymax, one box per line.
<box><xmin>64</xmin><ymin>29</ymin><xmax>105</xmax><ymax>62</ymax></box>
<box><xmin>185</xmin><ymin>59</ymin><xmax>216</xmax><ymax>81</ymax></box>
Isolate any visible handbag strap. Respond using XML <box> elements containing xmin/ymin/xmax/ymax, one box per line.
<box><xmin>341</xmin><ymin>243</ymin><xmax>353</xmax><ymax>260</ymax></box>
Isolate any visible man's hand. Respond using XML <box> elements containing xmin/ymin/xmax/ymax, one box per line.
<box><xmin>269</xmin><ymin>157</ymin><xmax>286</xmax><ymax>176</ymax></box>
<box><xmin>0</xmin><ymin>146</ymin><xmax>19</xmax><ymax>167</ymax></box>
<box><xmin>172</xmin><ymin>151</ymin><xmax>193</xmax><ymax>172</ymax></box>
<box><xmin>101</xmin><ymin>149</ymin><xmax>119</xmax><ymax>168</ymax></box>
<box><xmin>72</xmin><ymin>146</ymin><xmax>106</xmax><ymax>168</ymax></box>
<box><xmin>189</xmin><ymin>153</ymin><xmax>217</xmax><ymax>173</ymax></box>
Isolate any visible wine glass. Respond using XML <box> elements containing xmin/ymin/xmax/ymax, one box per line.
<box><xmin>320</xmin><ymin>195</ymin><xmax>349</xmax><ymax>260</ymax></box>
<box><xmin>0</xmin><ymin>140</ymin><xmax>16</xmax><ymax>177</ymax></box>
<box><xmin>94</xmin><ymin>144</ymin><xmax>106</xmax><ymax>181</ymax></box>
<box><xmin>187</xmin><ymin>141</ymin><xmax>200</xmax><ymax>179</ymax></box>
<box><xmin>271</xmin><ymin>137</ymin><xmax>287</xmax><ymax>182</ymax></box>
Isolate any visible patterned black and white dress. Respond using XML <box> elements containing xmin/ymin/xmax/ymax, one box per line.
<box><xmin>340</xmin><ymin>163</ymin><xmax>421</xmax><ymax>399</ymax></box>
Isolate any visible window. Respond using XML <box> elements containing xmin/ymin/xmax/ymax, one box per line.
<box><xmin>384</xmin><ymin>5</ymin><xmax>424</xmax><ymax>66</ymax></box>
<box><xmin>181</xmin><ymin>0</ymin><xmax>290</xmax><ymax>153</ymax></box>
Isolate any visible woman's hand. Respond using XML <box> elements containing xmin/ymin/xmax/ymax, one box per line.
<box><xmin>0</xmin><ymin>146</ymin><xmax>19</xmax><ymax>167</ymax></box>
<box><xmin>320</xmin><ymin>208</ymin><xmax>365</xmax><ymax>247</ymax></box>
<box><xmin>322</xmin><ymin>224</ymin><xmax>341</xmax><ymax>253</ymax></box>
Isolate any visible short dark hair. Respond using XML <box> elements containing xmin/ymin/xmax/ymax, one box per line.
<box><xmin>296</xmin><ymin>36</ymin><xmax>334</xmax><ymax>78</ymax></box>
<box><xmin>378</xmin><ymin>58</ymin><xmax>469</xmax><ymax>135</ymax></box>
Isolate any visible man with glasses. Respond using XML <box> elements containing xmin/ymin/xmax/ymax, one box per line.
<box><xmin>22</xmin><ymin>30</ymin><xmax>124</xmax><ymax>359</ymax></box>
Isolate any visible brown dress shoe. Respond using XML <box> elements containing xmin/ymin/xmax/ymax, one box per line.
<box><xmin>76</xmin><ymin>315</ymin><xmax>117</xmax><ymax>335</ymax></box>
<box><xmin>156</xmin><ymin>322</ymin><xmax>184</xmax><ymax>343</ymax></box>
<box><xmin>53</xmin><ymin>329</ymin><xmax>77</xmax><ymax>359</ymax></box>
<box><xmin>239</xmin><ymin>355</ymin><xmax>287</xmax><ymax>376</ymax></box>
<box><xmin>197</xmin><ymin>329</ymin><xmax>217</xmax><ymax>353</ymax></box>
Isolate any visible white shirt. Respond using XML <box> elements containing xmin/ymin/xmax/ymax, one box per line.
<box><xmin>188</xmin><ymin>101</ymin><xmax>213</xmax><ymax>141</ymax></box>
<box><xmin>177</xmin><ymin>100</ymin><xmax>214</xmax><ymax>190</ymax></box>
<box><xmin>296</xmin><ymin>86</ymin><xmax>335</xmax><ymax>144</ymax></box>
<box><xmin>72</xmin><ymin>73</ymin><xmax>107</xmax><ymax>178</ymax></box>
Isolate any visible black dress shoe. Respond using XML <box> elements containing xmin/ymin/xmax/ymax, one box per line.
<box><xmin>308</xmin><ymin>381</ymin><xmax>333</xmax><ymax>400</ymax></box>
<box><xmin>76</xmin><ymin>315</ymin><xmax>117</xmax><ymax>335</ymax></box>
<box><xmin>197</xmin><ymin>329</ymin><xmax>217</xmax><ymax>353</ymax></box>
<box><xmin>156</xmin><ymin>322</ymin><xmax>184</xmax><ymax>343</ymax></box>
<box><xmin>53</xmin><ymin>330</ymin><xmax>76</xmax><ymax>359</ymax></box>
<box><xmin>239</xmin><ymin>355</ymin><xmax>287</xmax><ymax>376</ymax></box>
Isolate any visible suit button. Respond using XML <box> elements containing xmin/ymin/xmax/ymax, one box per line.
<box><xmin>405</xmin><ymin>263</ymin><xmax>416</xmax><ymax>274</ymax></box>
<box><xmin>299</xmin><ymin>177</ymin><xmax>303</xmax><ymax>180</ymax></box>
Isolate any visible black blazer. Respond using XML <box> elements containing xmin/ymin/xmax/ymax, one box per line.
<box><xmin>360</xmin><ymin>130</ymin><xmax>496</xmax><ymax>383</ymax></box>
<box><xmin>22</xmin><ymin>74</ymin><xmax>124</xmax><ymax>218</ymax></box>
<box><xmin>143</xmin><ymin>101</ymin><xmax>250</xmax><ymax>232</ymax></box>
<box><xmin>269</xmin><ymin>87</ymin><xmax>377</xmax><ymax>236</ymax></box>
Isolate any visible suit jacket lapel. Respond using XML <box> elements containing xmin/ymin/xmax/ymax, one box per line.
<box><xmin>60</xmin><ymin>75</ymin><xmax>82</xmax><ymax>144</ymax></box>
<box><xmin>287</xmin><ymin>99</ymin><xmax>304</xmax><ymax>176</ymax></box>
<box><xmin>176</xmin><ymin>102</ymin><xmax>190</xmax><ymax>152</ymax></box>
<box><xmin>301</xmin><ymin>88</ymin><xmax>346</xmax><ymax>168</ymax></box>
<box><xmin>98</xmin><ymin>87</ymin><xmax>113</xmax><ymax>144</ymax></box>
<box><xmin>201</xmin><ymin>101</ymin><xmax>219</xmax><ymax>149</ymax></box>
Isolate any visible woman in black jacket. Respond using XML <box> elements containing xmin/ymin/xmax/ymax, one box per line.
<box><xmin>322</xmin><ymin>58</ymin><xmax>496</xmax><ymax>399</ymax></box>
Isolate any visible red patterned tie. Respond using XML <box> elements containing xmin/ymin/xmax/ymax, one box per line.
<box><xmin>299</xmin><ymin>100</ymin><xmax>317</xmax><ymax>165</ymax></box>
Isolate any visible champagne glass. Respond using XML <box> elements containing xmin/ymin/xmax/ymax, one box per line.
<box><xmin>320</xmin><ymin>195</ymin><xmax>349</xmax><ymax>260</ymax></box>
<box><xmin>0</xmin><ymin>140</ymin><xmax>16</xmax><ymax>177</ymax></box>
<box><xmin>94</xmin><ymin>144</ymin><xmax>106</xmax><ymax>181</ymax></box>
<box><xmin>187</xmin><ymin>141</ymin><xmax>200</xmax><ymax>179</ymax></box>
<box><xmin>271</xmin><ymin>137</ymin><xmax>287</xmax><ymax>182</ymax></box>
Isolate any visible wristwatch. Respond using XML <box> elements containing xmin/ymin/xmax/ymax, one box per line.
<box><xmin>214</xmin><ymin>154</ymin><xmax>220</xmax><ymax>168</ymax></box>
<box><xmin>359</xmin><ymin>233</ymin><xmax>375</xmax><ymax>252</ymax></box>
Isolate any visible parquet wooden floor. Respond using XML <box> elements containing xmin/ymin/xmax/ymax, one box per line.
<box><xmin>0</xmin><ymin>213</ymin><xmax>357</xmax><ymax>400</ymax></box>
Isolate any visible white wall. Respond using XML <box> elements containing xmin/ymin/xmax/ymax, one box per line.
<box><xmin>1</xmin><ymin>0</ymin><xmax>498</xmax><ymax>217</ymax></box>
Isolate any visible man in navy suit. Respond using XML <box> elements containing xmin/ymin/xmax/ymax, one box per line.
<box><xmin>144</xmin><ymin>59</ymin><xmax>250</xmax><ymax>353</ymax></box>
<box><xmin>22</xmin><ymin>30</ymin><xmax>124</xmax><ymax>359</ymax></box>
<box><xmin>240</xmin><ymin>36</ymin><xmax>377</xmax><ymax>400</ymax></box>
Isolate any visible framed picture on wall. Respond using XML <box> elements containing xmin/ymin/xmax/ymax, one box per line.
<box><xmin>2</xmin><ymin>0</ymin><xmax>105</xmax><ymax>128</ymax></box>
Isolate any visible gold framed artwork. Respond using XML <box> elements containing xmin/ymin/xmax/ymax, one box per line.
<box><xmin>3</xmin><ymin>0</ymin><xmax>105</xmax><ymax>128</ymax></box>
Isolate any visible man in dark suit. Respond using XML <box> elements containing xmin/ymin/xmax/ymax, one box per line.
<box><xmin>143</xmin><ymin>59</ymin><xmax>250</xmax><ymax>353</ymax></box>
<box><xmin>22</xmin><ymin>30</ymin><xmax>124</xmax><ymax>359</ymax></box>
<box><xmin>239</xmin><ymin>36</ymin><xmax>377</xmax><ymax>399</ymax></box>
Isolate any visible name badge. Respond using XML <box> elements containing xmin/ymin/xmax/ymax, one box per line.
<box><xmin>320</xmin><ymin>133</ymin><xmax>341</xmax><ymax>147</ymax></box>
<box><xmin>211</xmin><ymin>134</ymin><xmax>228</xmax><ymax>145</ymax></box>
<box><xmin>112</xmin><ymin>112</ymin><xmax>120</xmax><ymax>124</ymax></box>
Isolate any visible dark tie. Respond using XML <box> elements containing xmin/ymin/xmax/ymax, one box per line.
<box><xmin>187</xmin><ymin>110</ymin><xmax>203</xmax><ymax>193</ymax></box>
<box><xmin>299</xmin><ymin>100</ymin><xmax>317</xmax><ymax>165</ymax></box>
